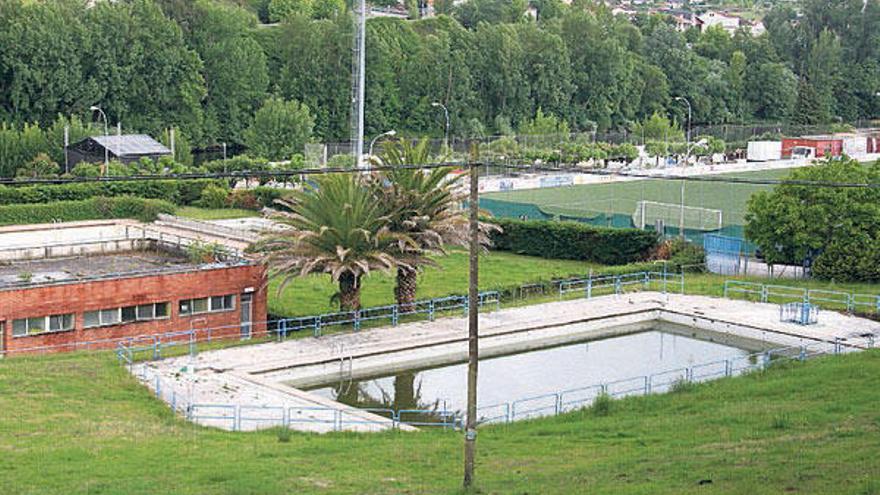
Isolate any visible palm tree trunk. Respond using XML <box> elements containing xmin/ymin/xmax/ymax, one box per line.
<box><xmin>339</xmin><ymin>272</ymin><xmax>361</xmax><ymax>311</ymax></box>
<box><xmin>395</xmin><ymin>267</ymin><xmax>418</xmax><ymax>310</ymax></box>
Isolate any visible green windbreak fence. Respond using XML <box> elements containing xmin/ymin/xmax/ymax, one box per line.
<box><xmin>480</xmin><ymin>167</ymin><xmax>795</xmax><ymax>246</ymax></box>
<box><xmin>480</xmin><ymin>197</ymin><xmax>749</xmax><ymax>246</ymax></box>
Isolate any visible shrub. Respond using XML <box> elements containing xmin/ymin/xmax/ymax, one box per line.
<box><xmin>489</xmin><ymin>218</ymin><xmax>659</xmax><ymax>265</ymax></box>
<box><xmin>227</xmin><ymin>189</ymin><xmax>260</xmax><ymax>210</ymax></box>
<box><xmin>0</xmin><ymin>179</ymin><xmax>220</xmax><ymax>206</ymax></box>
<box><xmin>0</xmin><ymin>196</ymin><xmax>175</xmax><ymax>225</ymax></box>
<box><xmin>198</xmin><ymin>184</ymin><xmax>231</xmax><ymax>209</ymax></box>
<box><xmin>185</xmin><ymin>241</ymin><xmax>229</xmax><ymax>264</ymax></box>
<box><xmin>251</xmin><ymin>187</ymin><xmax>288</xmax><ymax>209</ymax></box>
<box><xmin>652</xmin><ymin>239</ymin><xmax>706</xmax><ymax>272</ymax></box>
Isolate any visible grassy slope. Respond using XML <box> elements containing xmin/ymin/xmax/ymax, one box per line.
<box><xmin>1</xmin><ymin>350</ymin><xmax>878</xmax><ymax>494</ymax></box>
<box><xmin>268</xmin><ymin>250</ymin><xmax>607</xmax><ymax>316</ymax></box>
<box><xmin>175</xmin><ymin>206</ymin><xmax>260</xmax><ymax>220</ymax></box>
<box><xmin>267</xmin><ymin>249</ymin><xmax>880</xmax><ymax>317</ymax></box>
<box><xmin>483</xmin><ymin>168</ymin><xmax>794</xmax><ymax>225</ymax></box>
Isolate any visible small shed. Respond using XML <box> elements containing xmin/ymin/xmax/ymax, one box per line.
<box><xmin>68</xmin><ymin>134</ymin><xmax>172</xmax><ymax>167</ymax></box>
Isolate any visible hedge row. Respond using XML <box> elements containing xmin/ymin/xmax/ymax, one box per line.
<box><xmin>489</xmin><ymin>218</ymin><xmax>659</xmax><ymax>265</ymax></box>
<box><xmin>0</xmin><ymin>196</ymin><xmax>176</xmax><ymax>226</ymax></box>
<box><xmin>0</xmin><ymin>179</ymin><xmax>219</xmax><ymax>206</ymax></box>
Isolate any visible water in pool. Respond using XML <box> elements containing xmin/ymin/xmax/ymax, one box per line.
<box><xmin>306</xmin><ymin>329</ymin><xmax>756</xmax><ymax>421</ymax></box>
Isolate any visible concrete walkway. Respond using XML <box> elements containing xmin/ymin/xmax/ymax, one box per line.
<box><xmin>136</xmin><ymin>292</ymin><xmax>880</xmax><ymax>432</ymax></box>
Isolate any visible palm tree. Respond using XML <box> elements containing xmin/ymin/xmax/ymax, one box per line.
<box><xmin>373</xmin><ymin>138</ymin><xmax>496</xmax><ymax>308</ymax></box>
<box><xmin>251</xmin><ymin>173</ymin><xmax>415</xmax><ymax>311</ymax></box>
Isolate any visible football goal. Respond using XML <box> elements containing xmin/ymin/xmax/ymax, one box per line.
<box><xmin>632</xmin><ymin>201</ymin><xmax>723</xmax><ymax>232</ymax></box>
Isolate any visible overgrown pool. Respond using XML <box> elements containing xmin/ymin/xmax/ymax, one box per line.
<box><xmin>307</xmin><ymin>326</ymin><xmax>763</xmax><ymax>422</ymax></box>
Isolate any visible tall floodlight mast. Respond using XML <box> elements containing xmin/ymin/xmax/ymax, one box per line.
<box><xmin>352</xmin><ymin>0</ymin><xmax>367</xmax><ymax>169</ymax></box>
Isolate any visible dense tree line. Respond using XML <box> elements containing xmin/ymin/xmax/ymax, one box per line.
<box><xmin>1</xmin><ymin>0</ymin><xmax>878</xmax><ymax>158</ymax></box>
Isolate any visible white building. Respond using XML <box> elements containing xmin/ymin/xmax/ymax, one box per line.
<box><xmin>696</xmin><ymin>11</ymin><xmax>740</xmax><ymax>34</ymax></box>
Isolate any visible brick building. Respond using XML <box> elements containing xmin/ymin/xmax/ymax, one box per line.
<box><xmin>0</xmin><ymin>221</ymin><xmax>268</xmax><ymax>355</ymax></box>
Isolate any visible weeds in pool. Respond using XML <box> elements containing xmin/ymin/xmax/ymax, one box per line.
<box><xmin>669</xmin><ymin>378</ymin><xmax>695</xmax><ymax>394</ymax></box>
<box><xmin>592</xmin><ymin>393</ymin><xmax>613</xmax><ymax>417</ymax></box>
<box><xmin>771</xmin><ymin>414</ymin><xmax>790</xmax><ymax>430</ymax></box>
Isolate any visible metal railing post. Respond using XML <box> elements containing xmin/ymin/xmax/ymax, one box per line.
<box><xmin>392</xmin><ymin>305</ymin><xmax>399</xmax><ymax>326</ymax></box>
<box><xmin>429</xmin><ymin>300</ymin><xmax>435</xmax><ymax>322</ymax></box>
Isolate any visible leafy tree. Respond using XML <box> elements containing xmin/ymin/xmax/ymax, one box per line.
<box><xmin>725</xmin><ymin>51</ymin><xmax>747</xmax><ymax>122</ymax></box>
<box><xmin>251</xmin><ymin>174</ymin><xmax>416</xmax><ymax>310</ymax></box>
<box><xmin>85</xmin><ymin>0</ymin><xmax>206</xmax><ymax>143</ymax></box>
<box><xmin>803</xmin><ymin>29</ymin><xmax>841</xmax><ymax>123</ymax></box>
<box><xmin>745</xmin><ymin>159</ymin><xmax>880</xmax><ymax>281</ymax></box>
<box><xmin>244</xmin><ymin>97</ymin><xmax>315</xmax><ymax>161</ymax></box>
<box><xmin>312</xmin><ymin>0</ymin><xmax>345</xmax><ymax>19</ymax></box>
<box><xmin>632</xmin><ymin>112</ymin><xmax>683</xmax><ymax>143</ymax></box>
<box><xmin>636</xmin><ymin>63</ymin><xmax>670</xmax><ymax>120</ymax></box>
<box><xmin>791</xmin><ymin>79</ymin><xmax>826</xmax><ymax>126</ymax></box>
<box><xmin>276</xmin><ymin>14</ymin><xmax>351</xmax><ymax>141</ymax></box>
<box><xmin>268</xmin><ymin>0</ymin><xmax>312</xmax><ymax>22</ymax></box>
<box><xmin>16</xmin><ymin>153</ymin><xmax>60</xmax><ymax>179</ymax></box>
<box><xmin>519</xmin><ymin>108</ymin><xmax>569</xmax><ymax>137</ymax></box>
<box><xmin>433</xmin><ymin>0</ymin><xmax>455</xmax><ymax>16</ymax></box>
<box><xmin>747</xmin><ymin>63</ymin><xmax>798</xmax><ymax>121</ymax></box>
<box><xmin>455</xmin><ymin>0</ymin><xmax>528</xmax><ymax>28</ymax></box>
<box><xmin>174</xmin><ymin>0</ymin><xmax>269</xmax><ymax>145</ymax></box>
<box><xmin>694</xmin><ymin>26</ymin><xmax>734</xmax><ymax>62</ymax></box>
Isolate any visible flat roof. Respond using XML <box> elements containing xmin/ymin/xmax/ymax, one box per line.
<box><xmin>0</xmin><ymin>250</ymin><xmax>247</xmax><ymax>291</ymax></box>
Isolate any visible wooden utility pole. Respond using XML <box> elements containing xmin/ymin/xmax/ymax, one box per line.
<box><xmin>463</xmin><ymin>159</ymin><xmax>479</xmax><ymax>488</ymax></box>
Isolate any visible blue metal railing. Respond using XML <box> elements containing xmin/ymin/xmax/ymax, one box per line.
<box><xmin>723</xmin><ymin>280</ymin><xmax>880</xmax><ymax>313</ymax></box>
<box><xmin>143</xmin><ymin>333</ymin><xmax>875</xmax><ymax>432</ymax></box>
<box><xmin>117</xmin><ymin>270</ymin><xmax>684</xmax><ymax>362</ymax></box>
<box><xmin>558</xmin><ymin>271</ymin><xmax>683</xmax><ymax>298</ymax></box>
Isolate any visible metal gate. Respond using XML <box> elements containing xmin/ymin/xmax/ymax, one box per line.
<box><xmin>704</xmin><ymin>234</ymin><xmax>745</xmax><ymax>275</ymax></box>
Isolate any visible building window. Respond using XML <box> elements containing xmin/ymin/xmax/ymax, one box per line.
<box><xmin>84</xmin><ymin>302</ymin><xmax>170</xmax><ymax>329</ymax></box>
<box><xmin>179</xmin><ymin>295</ymin><xmax>236</xmax><ymax>316</ymax></box>
<box><xmin>11</xmin><ymin>314</ymin><xmax>74</xmax><ymax>337</ymax></box>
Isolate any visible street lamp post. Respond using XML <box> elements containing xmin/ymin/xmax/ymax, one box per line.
<box><xmin>432</xmin><ymin>102</ymin><xmax>450</xmax><ymax>153</ymax></box>
<box><xmin>89</xmin><ymin>105</ymin><xmax>109</xmax><ymax>175</ymax></box>
<box><xmin>673</xmin><ymin>97</ymin><xmax>692</xmax><ymax>240</ymax></box>
<box><xmin>367</xmin><ymin>130</ymin><xmax>397</xmax><ymax>168</ymax></box>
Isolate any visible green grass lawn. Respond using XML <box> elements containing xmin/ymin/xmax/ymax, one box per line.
<box><xmin>175</xmin><ymin>206</ymin><xmax>260</xmax><ymax>220</ymax></box>
<box><xmin>483</xmin><ymin>168</ymin><xmax>795</xmax><ymax>227</ymax></box>
<box><xmin>267</xmin><ymin>249</ymin><xmax>880</xmax><ymax>317</ymax></box>
<box><xmin>269</xmin><ymin>250</ymin><xmax>605</xmax><ymax>316</ymax></box>
<box><xmin>2</xmin><ymin>347</ymin><xmax>879</xmax><ymax>494</ymax></box>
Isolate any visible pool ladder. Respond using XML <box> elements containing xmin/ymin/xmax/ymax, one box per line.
<box><xmin>333</xmin><ymin>343</ymin><xmax>354</xmax><ymax>394</ymax></box>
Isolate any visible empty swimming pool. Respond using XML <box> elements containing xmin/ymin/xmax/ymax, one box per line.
<box><xmin>306</xmin><ymin>326</ymin><xmax>763</xmax><ymax>422</ymax></box>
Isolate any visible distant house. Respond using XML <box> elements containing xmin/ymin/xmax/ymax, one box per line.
<box><xmin>68</xmin><ymin>134</ymin><xmax>172</xmax><ymax>167</ymax></box>
<box><xmin>696</xmin><ymin>11</ymin><xmax>740</xmax><ymax>33</ymax></box>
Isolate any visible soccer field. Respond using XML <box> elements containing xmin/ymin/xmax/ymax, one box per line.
<box><xmin>482</xmin><ymin>168</ymin><xmax>795</xmax><ymax>232</ymax></box>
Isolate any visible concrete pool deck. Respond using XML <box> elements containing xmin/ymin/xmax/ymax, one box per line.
<box><xmin>135</xmin><ymin>292</ymin><xmax>880</xmax><ymax>432</ymax></box>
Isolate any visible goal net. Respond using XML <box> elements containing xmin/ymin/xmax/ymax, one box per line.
<box><xmin>633</xmin><ymin>201</ymin><xmax>723</xmax><ymax>232</ymax></box>
<box><xmin>539</xmin><ymin>198</ymin><xmax>619</xmax><ymax>220</ymax></box>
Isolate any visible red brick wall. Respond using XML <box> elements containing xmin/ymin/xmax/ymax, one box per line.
<box><xmin>0</xmin><ymin>264</ymin><xmax>268</xmax><ymax>355</ymax></box>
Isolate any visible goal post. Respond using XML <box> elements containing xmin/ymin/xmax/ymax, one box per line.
<box><xmin>633</xmin><ymin>201</ymin><xmax>723</xmax><ymax>232</ymax></box>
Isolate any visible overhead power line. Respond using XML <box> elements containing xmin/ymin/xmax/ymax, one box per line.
<box><xmin>1</xmin><ymin>160</ymin><xmax>879</xmax><ymax>189</ymax></box>
<box><xmin>496</xmin><ymin>162</ymin><xmax>880</xmax><ymax>189</ymax></box>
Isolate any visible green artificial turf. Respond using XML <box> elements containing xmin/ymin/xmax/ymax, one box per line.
<box><xmin>483</xmin><ymin>168</ymin><xmax>795</xmax><ymax>226</ymax></box>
